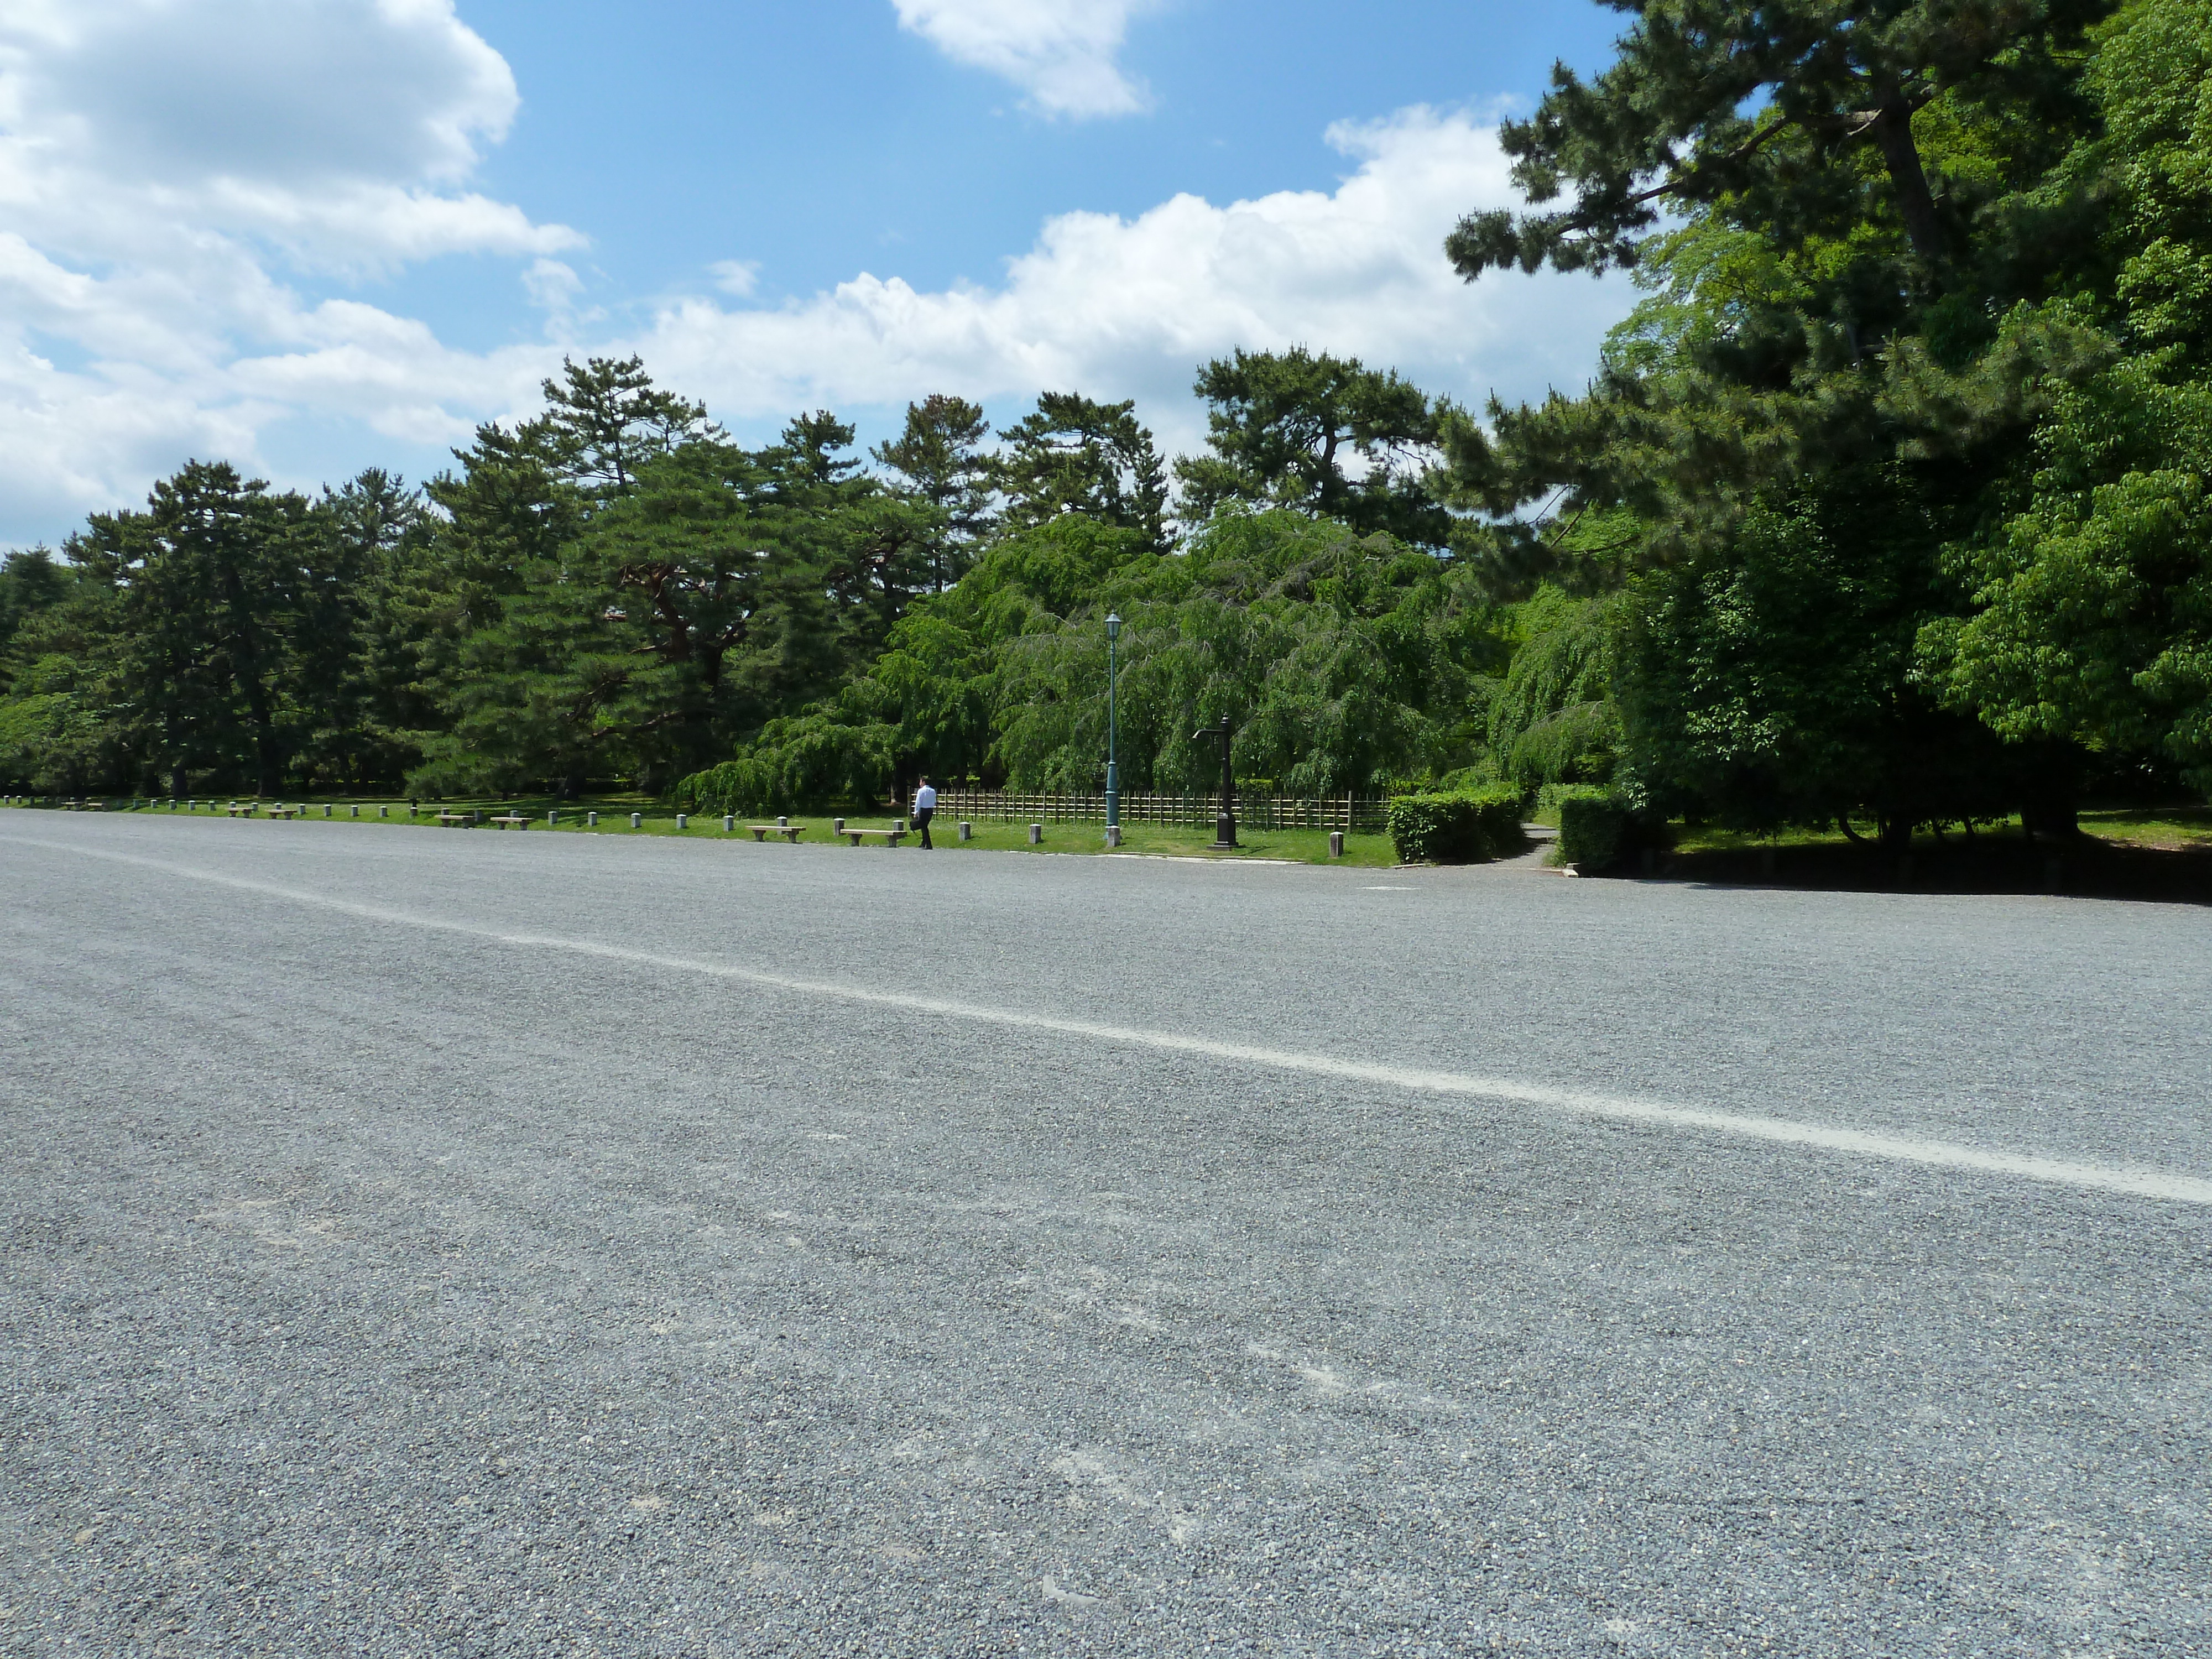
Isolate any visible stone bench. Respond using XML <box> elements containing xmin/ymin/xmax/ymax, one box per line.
<box><xmin>747</xmin><ymin>824</ymin><xmax>805</xmax><ymax>842</ymax></box>
<box><xmin>842</xmin><ymin>827</ymin><xmax>907</xmax><ymax>847</ymax></box>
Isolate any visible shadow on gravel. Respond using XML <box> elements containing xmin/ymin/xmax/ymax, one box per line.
<box><xmin>1595</xmin><ymin>835</ymin><xmax>2212</xmax><ymax>906</ymax></box>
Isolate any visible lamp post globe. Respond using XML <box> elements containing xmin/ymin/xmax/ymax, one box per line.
<box><xmin>1104</xmin><ymin>614</ymin><xmax>1122</xmax><ymax>839</ymax></box>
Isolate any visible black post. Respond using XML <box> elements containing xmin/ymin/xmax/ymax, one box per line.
<box><xmin>1192</xmin><ymin>714</ymin><xmax>1238</xmax><ymax>849</ymax></box>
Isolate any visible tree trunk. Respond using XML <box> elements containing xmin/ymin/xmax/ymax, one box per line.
<box><xmin>1868</xmin><ymin>101</ymin><xmax>1945</xmax><ymax>265</ymax></box>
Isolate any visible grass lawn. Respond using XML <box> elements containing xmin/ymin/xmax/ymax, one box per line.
<box><xmin>1641</xmin><ymin>804</ymin><xmax>2212</xmax><ymax>902</ymax></box>
<box><xmin>2078</xmin><ymin>805</ymin><xmax>2212</xmax><ymax>852</ymax></box>
<box><xmin>1669</xmin><ymin>805</ymin><xmax>2212</xmax><ymax>858</ymax></box>
<box><xmin>27</xmin><ymin>792</ymin><xmax>1402</xmax><ymax>868</ymax></box>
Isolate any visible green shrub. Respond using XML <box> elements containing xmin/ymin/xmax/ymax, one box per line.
<box><xmin>1387</xmin><ymin>784</ymin><xmax>1527</xmax><ymax>864</ymax></box>
<box><xmin>1553</xmin><ymin>785</ymin><xmax>1629</xmax><ymax>869</ymax></box>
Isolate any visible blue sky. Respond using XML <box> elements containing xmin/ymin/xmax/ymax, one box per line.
<box><xmin>0</xmin><ymin>1</ymin><xmax>1636</xmax><ymax>546</ymax></box>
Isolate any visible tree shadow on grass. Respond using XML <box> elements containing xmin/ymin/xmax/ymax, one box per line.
<box><xmin>1605</xmin><ymin>834</ymin><xmax>2212</xmax><ymax>907</ymax></box>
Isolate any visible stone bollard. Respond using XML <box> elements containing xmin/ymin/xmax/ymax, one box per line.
<box><xmin>723</xmin><ymin>815</ymin><xmax>735</xmax><ymax>833</ymax></box>
<box><xmin>630</xmin><ymin>812</ymin><xmax>643</xmax><ymax>830</ymax></box>
<box><xmin>1329</xmin><ymin>830</ymin><xmax>1344</xmax><ymax>858</ymax></box>
<box><xmin>834</xmin><ymin>817</ymin><xmax>846</xmax><ymax>834</ymax></box>
<box><xmin>379</xmin><ymin>805</ymin><xmax>388</xmax><ymax>818</ymax></box>
<box><xmin>1028</xmin><ymin>823</ymin><xmax>1042</xmax><ymax>846</ymax></box>
<box><xmin>676</xmin><ymin>813</ymin><xmax>689</xmax><ymax>830</ymax></box>
<box><xmin>896</xmin><ymin>818</ymin><xmax>907</xmax><ymax>834</ymax></box>
<box><xmin>349</xmin><ymin>804</ymin><xmax>358</xmax><ymax>818</ymax></box>
<box><xmin>777</xmin><ymin>815</ymin><xmax>789</xmax><ymax>829</ymax></box>
<box><xmin>585</xmin><ymin>811</ymin><xmax>596</xmax><ymax>827</ymax></box>
<box><xmin>1105</xmin><ymin>825</ymin><xmax>1121</xmax><ymax>848</ymax></box>
<box><xmin>959</xmin><ymin>821</ymin><xmax>972</xmax><ymax>841</ymax></box>
<box><xmin>324</xmin><ymin>803</ymin><xmax>333</xmax><ymax>818</ymax></box>
<box><xmin>547</xmin><ymin>811</ymin><xmax>559</xmax><ymax>827</ymax></box>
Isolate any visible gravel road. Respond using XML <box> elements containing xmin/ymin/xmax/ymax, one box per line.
<box><xmin>4</xmin><ymin>815</ymin><xmax>2208</xmax><ymax>1657</ymax></box>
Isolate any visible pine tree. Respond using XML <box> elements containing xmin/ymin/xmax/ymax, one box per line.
<box><xmin>873</xmin><ymin>395</ymin><xmax>997</xmax><ymax>592</ymax></box>
<box><xmin>1440</xmin><ymin>0</ymin><xmax>2132</xmax><ymax>832</ymax></box>
<box><xmin>992</xmin><ymin>393</ymin><xmax>1170</xmax><ymax>551</ymax></box>
<box><xmin>536</xmin><ymin>355</ymin><xmax>716</xmax><ymax>500</ymax></box>
<box><xmin>1175</xmin><ymin>348</ymin><xmax>1453</xmax><ymax>546</ymax></box>
<box><xmin>76</xmin><ymin>463</ymin><xmax>315</xmax><ymax>795</ymax></box>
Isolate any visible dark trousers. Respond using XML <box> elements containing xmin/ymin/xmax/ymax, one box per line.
<box><xmin>913</xmin><ymin>807</ymin><xmax>933</xmax><ymax>848</ymax></box>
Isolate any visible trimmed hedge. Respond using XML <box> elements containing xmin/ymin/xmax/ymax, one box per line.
<box><xmin>1553</xmin><ymin>785</ymin><xmax>1629</xmax><ymax>869</ymax></box>
<box><xmin>1387</xmin><ymin>784</ymin><xmax>1527</xmax><ymax>864</ymax></box>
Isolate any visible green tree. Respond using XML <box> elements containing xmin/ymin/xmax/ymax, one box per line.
<box><xmin>1622</xmin><ymin>484</ymin><xmax>2071</xmax><ymax>838</ymax></box>
<box><xmin>289</xmin><ymin>471</ymin><xmax>427</xmax><ymax>790</ymax></box>
<box><xmin>992</xmin><ymin>393</ymin><xmax>1170</xmax><ymax>550</ymax></box>
<box><xmin>399</xmin><ymin>359</ymin><xmax>735</xmax><ymax>794</ymax></box>
<box><xmin>873</xmin><ymin>394</ymin><xmax>997</xmax><ymax>592</ymax></box>
<box><xmin>71</xmin><ymin>462</ymin><xmax>313</xmax><ymax>795</ymax></box>
<box><xmin>681</xmin><ymin>509</ymin><xmax>1510</xmax><ymax>812</ymax></box>
<box><xmin>1441</xmin><ymin>0</ymin><xmax>2130</xmax><ymax>832</ymax></box>
<box><xmin>1175</xmin><ymin>348</ymin><xmax>1453</xmax><ymax>546</ymax></box>
<box><xmin>1447</xmin><ymin>0</ymin><xmax>2110</xmax><ymax>279</ymax></box>
<box><xmin>0</xmin><ymin>548</ymin><xmax>70</xmax><ymax>680</ymax></box>
<box><xmin>536</xmin><ymin>354</ymin><xmax>716</xmax><ymax>500</ymax></box>
<box><xmin>1487</xmin><ymin>587</ymin><xmax>1623</xmax><ymax>794</ymax></box>
<box><xmin>414</xmin><ymin>413</ymin><xmax>909</xmax><ymax>796</ymax></box>
<box><xmin>0</xmin><ymin>550</ymin><xmax>111</xmax><ymax>791</ymax></box>
<box><xmin>1921</xmin><ymin>0</ymin><xmax>2212</xmax><ymax>792</ymax></box>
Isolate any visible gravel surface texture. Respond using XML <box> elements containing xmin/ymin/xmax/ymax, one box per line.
<box><xmin>3</xmin><ymin>815</ymin><xmax>2208</xmax><ymax>1657</ymax></box>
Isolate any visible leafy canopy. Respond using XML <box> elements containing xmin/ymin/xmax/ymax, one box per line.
<box><xmin>1175</xmin><ymin>348</ymin><xmax>1455</xmax><ymax>547</ymax></box>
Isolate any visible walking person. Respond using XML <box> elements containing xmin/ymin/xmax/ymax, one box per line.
<box><xmin>912</xmin><ymin>775</ymin><xmax>937</xmax><ymax>849</ymax></box>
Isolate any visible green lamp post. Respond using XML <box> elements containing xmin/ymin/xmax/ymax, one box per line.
<box><xmin>1104</xmin><ymin>612</ymin><xmax>1121</xmax><ymax>839</ymax></box>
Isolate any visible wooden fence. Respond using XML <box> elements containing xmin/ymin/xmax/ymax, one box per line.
<box><xmin>930</xmin><ymin>789</ymin><xmax>1390</xmax><ymax>836</ymax></box>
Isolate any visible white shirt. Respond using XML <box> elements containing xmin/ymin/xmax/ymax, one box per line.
<box><xmin>914</xmin><ymin>784</ymin><xmax>937</xmax><ymax>811</ymax></box>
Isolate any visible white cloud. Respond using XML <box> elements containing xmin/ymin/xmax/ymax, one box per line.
<box><xmin>891</xmin><ymin>0</ymin><xmax>1160</xmax><ymax>118</ymax></box>
<box><xmin>0</xmin><ymin>2</ymin><xmax>1629</xmax><ymax>550</ymax></box>
<box><xmin>0</xmin><ymin>0</ymin><xmax>580</xmax><ymax>540</ymax></box>
<box><xmin>630</xmin><ymin>108</ymin><xmax>1633</xmax><ymax>458</ymax></box>
<box><xmin>710</xmin><ymin>260</ymin><xmax>764</xmax><ymax>299</ymax></box>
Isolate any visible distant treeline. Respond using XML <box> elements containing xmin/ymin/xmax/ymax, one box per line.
<box><xmin>5</xmin><ymin>0</ymin><xmax>2209</xmax><ymax>836</ymax></box>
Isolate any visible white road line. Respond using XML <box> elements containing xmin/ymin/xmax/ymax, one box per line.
<box><xmin>14</xmin><ymin>833</ymin><xmax>2212</xmax><ymax>1208</ymax></box>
